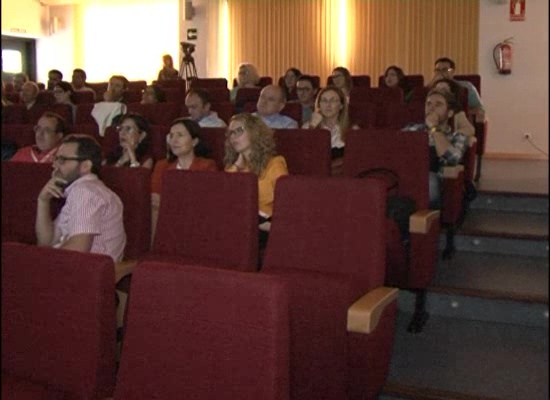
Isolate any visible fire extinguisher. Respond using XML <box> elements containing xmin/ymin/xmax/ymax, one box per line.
<box><xmin>493</xmin><ymin>37</ymin><xmax>513</xmax><ymax>75</ymax></box>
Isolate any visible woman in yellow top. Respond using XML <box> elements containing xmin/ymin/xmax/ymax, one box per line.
<box><xmin>224</xmin><ymin>113</ymin><xmax>288</xmax><ymax>244</ymax></box>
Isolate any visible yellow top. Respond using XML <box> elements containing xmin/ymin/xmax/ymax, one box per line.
<box><xmin>225</xmin><ymin>155</ymin><xmax>288</xmax><ymax>216</ymax></box>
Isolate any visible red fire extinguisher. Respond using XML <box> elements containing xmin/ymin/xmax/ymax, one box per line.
<box><xmin>493</xmin><ymin>37</ymin><xmax>513</xmax><ymax>75</ymax></box>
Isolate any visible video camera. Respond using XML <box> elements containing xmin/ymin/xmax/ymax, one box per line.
<box><xmin>181</xmin><ymin>42</ymin><xmax>196</xmax><ymax>57</ymax></box>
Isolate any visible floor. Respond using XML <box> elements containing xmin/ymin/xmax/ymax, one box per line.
<box><xmin>477</xmin><ymin>158</ymin><xmax>548</xmax><ymax>194</ymax></box>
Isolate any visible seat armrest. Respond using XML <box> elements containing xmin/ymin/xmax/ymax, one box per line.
<box><xmin>442</xmin><ymin>164</ymin><xmax>464</xmax><ymax>179</ymax></box>
<box><xmin>115</xmin><ymin>259</ymin><xmax>138</xmax><ymax>283</ymax></box>
<box><xmin>347</xmin><ymin>287</ymin><xmax>399</xmax><ymax>334</ymax></box>
<box><xmin>409</xmin><ymin>209</ymin><xmax>440</xmax><ymax>234</ymax></box>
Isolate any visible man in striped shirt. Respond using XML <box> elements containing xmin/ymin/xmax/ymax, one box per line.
<box><xmin>36</xmin><ymin>134</ymin><xmax>126</xmax><ymax>263</ymax></box>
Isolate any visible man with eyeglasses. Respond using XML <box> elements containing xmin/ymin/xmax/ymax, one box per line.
<box><xmin>36</xmin><ymin>134</ymin><xmax>126</xmax><ymax>264</ymax></box>
<box><xmin>10</xmin><ymin>112</ymin><xmax>66</xmax><ymax>163</ymax></box>
<box><xmin>292</xmin><ymin>75</ymin><xmax>320</xmax><ymax>124</ymax></box>
<box><xmin>429</xmin><ymin>57</ymin><xmax>485</xmax><ymax>122</ymax></box>
<box><xmin>254</xmin><ymin>85</ymin><xmax>298</xmax><ymax>129</ymax></box>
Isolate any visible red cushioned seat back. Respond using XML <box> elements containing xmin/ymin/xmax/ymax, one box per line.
<box><xmin>210</xmin><ymin>101</ymin><xmax>234</xmax><ymax>124</ymax></box>
<box><xmin>72</xmin><ymin>90</ymin><xmax>95</xmax><ymax>104</ymax></box>
<box><xmin>2</xmin><ymin>242</ymin><xmax>116</xmax><ymax>399</ymax></box>
<box><xmin>273</xmin><ymin>129</ymin><xmax>331</xmax><ymax>176</ymax></box>
<box><xmin>2</xmin><ymin>104</ymin><xmax>27</xmax><ymax>124</ymax></box>
<box><xmin>100</xmin><ymin>166</ymin><xmax>152</xmax><ymax>259</ymax></box>
<box><xmin>235</xmin><ymin>87</ymin><xmax>262</xmax><ymax>109</ymax></box>
<box><xmin>200</xmin><ymin>127</ymin><xmax>227</xmax><ymax>170</ymax></box>
<box><xmin>126</xmin><ymin>102</ymin><xmax>180</xmax><ymax>126</ymax></box>
<box><xmin>153</xmin><ymin>170</ymin><xmax>259</xmax><ymax>270</ymax></box>
<box><xmin>1</xmin><ymin>124</ymin><xmax>35</xmax><ymax>148</ymax></box>
<box><xmin>189</xmin><ymin>77</ymin><xmax>228</xmax><ymax>89</ymax></box>
<box><xmin>263</xmin><ymin>175</ymin><xmax>387</xmax><ymax>291</ymax></box>
<box><xmin>115</xmin><ymin>262</ymin><xmax>289</xmax><ymax>400</ymax></box>
<box><xmin>1</xmin><ymin>162</ymin><xmax>56</xmax><ymax>243</ymax></box>
<box><xmin>75</xmin><ymin>103</ymin><xmax>97</xmax><ymax>124</ymax></box>
<box><xmin>342</xmin><ymin>128</ymin><xmax>430</xmax><ymax>210</ymax></box>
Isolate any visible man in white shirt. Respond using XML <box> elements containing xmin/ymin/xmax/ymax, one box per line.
<box><xmin>185</xmin><ymin>88</ymin><xmax>226</xmax><ymax>128</ymax></box>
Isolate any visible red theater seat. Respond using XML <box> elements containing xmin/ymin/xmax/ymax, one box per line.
<box><xmin>343</xmin><ymin>129</ymin><xmax>441</xmax><ymax>332</ymax></box>
<box><xmin>273</xmin><ymin>128</ymin><xmax>331</xmax><ymax>176</ymax></box>
<box><xmin>200</xmin><ymin>127</ymin><xmax>226</xmax><ymax>170</ymax></box>
<box><xmin>2</xmin><ymin>242</ymin><xmax>116</xmax><ymax>400</ymax></box>
<box><xmin>189</xmin><ymin>77</ymin><xmax>228</xmax><ymax>89</ymax></box>
<box><xmin>1</xmin><ymin>124</ymin><xmax>35</xmax><ymax>148</ymax></box>
<box><xmin>114</xmin><ymin>262</ymin><xmax>289</xmax><ymax>400</ymax></box>
<box><xmin>126</xmin><ymin>102</ymin><xmax>180</xmax><ymax>126</ymax></box>
<box><xmin>262</xmin><ymin>175</ymin><xmax>398</xmax><ymax>400</ymax></box>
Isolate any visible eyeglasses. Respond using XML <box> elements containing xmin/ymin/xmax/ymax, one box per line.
<box><xmin>52</xmin><ymin>89</ymin><xmax>65</xmax><ymax>94</ymax></box>
<box><xmin>226</xmin><ymin>126</ymin><xmax>246</xmax><ymax>138</ymax></box>
<box><xmin>332</xmin><ymin>74</ymin><xmax>344</xmax><ymax>79</ymax></box>
<box><xmin>33</xmin><ymin>126</ymin><xmax>56</xmax><ymax>135</ymax></box>
<box><xmin>434</xmin><ymin>67</ymin><xmax>453</xmax><ymax>73</ymax></box>
<box><xmin>53</xmin><ymin>155</ymin><xmax>86</xmax><ymax>165</ymax></box>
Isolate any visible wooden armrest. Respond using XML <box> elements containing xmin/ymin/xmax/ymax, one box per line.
<box><xmin>409</xmin><ymin>209</ymin><xmax>440</xmax><ymax>234</ymax></box>
<box><xmin>442</xmin><ymin>164</ymin><xmax>464</xmax><ymax>179</ymax></box>
<box><xmin>115</xmin><ymin>259</ymin><xmax>138</xmax><ymax>283</ymax></box>
<box><xmin>347</xmin><ymin>287</ymin><xmax>399</xmax><ymax>334</ymax></box>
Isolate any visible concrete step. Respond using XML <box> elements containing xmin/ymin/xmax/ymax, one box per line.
<box><xmin>432</xmin><ymin>251</ymin><xmax>548</xmax><ymax>304</ymax></box>
<box><xmin>383</xmin><ymin>312</ymin><xmax>549</xmax><ymax>400</ymax></box>
<box><xmin>471</xmin><ymin>192</ymin><xmax>548</xmax><ymax>214</ymax></box>
<box><xmin>445</xmin><ymin>234</ymin><xmax>548</xmax><ymax>258</ymax></box>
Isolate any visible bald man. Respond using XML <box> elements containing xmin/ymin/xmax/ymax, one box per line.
<box><xmin>20</xmin><ymin>81</ymin><xmax>40</xmax><ymax>110</ymax></box>
<box><xmin>254</xmin><ymin>84</ymin><xmax>298</xmax><ymax>129</ymax></box>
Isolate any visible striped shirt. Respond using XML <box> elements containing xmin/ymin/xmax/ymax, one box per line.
<box><xmin>53</xmin><ymin>174</ymin><xmax>126</xmax><ymax>262</ymax></box>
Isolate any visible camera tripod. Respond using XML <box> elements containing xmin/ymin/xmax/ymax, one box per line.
<box><xmin>179</xmin><ymin>54</ymin><xmax>197</xmax><ymax>89</ymax></box>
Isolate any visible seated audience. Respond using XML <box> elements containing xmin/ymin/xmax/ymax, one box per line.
<box><xmin>330</xmin><ymin>66</ymin><xmax>353</xmax><ymax>99</ymax></box>
<box><xmin>141</xmin><ymin>84</ymin><xmax>166</xmax><ymax>104</ymax></box>
<box><xmin>402</xmin><ymin>88</ymin><xmax>468</xmax><ymax>209</ymax></box>
<box><xmin>281</xmin><ymin>67</ymin><xmax>301</xmax><ymax>100</ymax></box>
<box><xmin>184</xmin><ymin>88</ymin><xmax>226</xmax><ymax>127</ymax></box>
<box><xmin>20</xmin><ymin>81</ymin><xmax>40</xmax><ymax>110</ymax></box>
<box><xmin>293</xmin><ymin>74</ymin><xmax>320</xmax><ymax>124</ymax></box>
<box><xmin>47</xmin><ymin>69</ymin><xmax>63</xmax><ymax>91</ymax></box>
<box><xmin>92</xmin><ymin>75</ymin><xmax>129</xmax><ymax>136</ymax></box>
<box><xmin>13</xmin><ymin>72</ymin><xmax>29</xmax><ymax>93</ymax></box>
<box><xmin>302</xmin><ymin>86</ymin><xmax>356</xmax><ymax>159</ymax></box>
<box><xmin>151</xmin><ymin>118</ymin><xmax>218</xmax><ymax>195</ymax></box>
<box><xmin>254</xmin><ymin>85</ymin><xmax>298</xmax><ymax>129</ymax></box>
<box><xmin>71</xmin><ymin>68</ymin><xmax>96</xmax><ymax>99</ymax></box>
<box><xmin>430</xmin><ymin>78</ymin><xmax>475</xmax><ymax>138</ymax></box>
<box><xmin>103</xmin><ymin>112</ymin><xmax>154</xmax><ymax>169</ymax></box>
<box><xmin>428</xmin><ymin>57</ymin><xmax>485</xmax><ymax>122</ymax></box>
<box><xmin>224</xmin><ymin>113</ymin><xmax>288</xmax><ymax>243</ymax></box>
<box><xmin>230</xmin><ymin>63</ymin><xmax>261</xmax><ymax>102</ymax></box>
<box><xmin>10</xmin><ymin>112</ymin><xmax>67</xmax><ymax>163</ymax></box>
<box><xmin>157</xmin><ymin>54</ymin><xmax>179</xmax><ymax>81</ymax></box>
<box><xmin>36</xmin><ymin>134</ymin><xmax>126</xmax><ymax>263</ymax></box>
<box><xmin>53</xmin><ymin>81</ymin><xmax>77</xmax><ymax>123</ymax></box>
<box><xmin>383</xmin><ymin>65</ymin><xmax>414</xmax><ymax>103</ymax></box>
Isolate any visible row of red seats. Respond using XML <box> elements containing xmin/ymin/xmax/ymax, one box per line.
<box><xmin>2</xmin><ymin>172</ymin><xmax>396</xmax><ymax>399</ymax></box>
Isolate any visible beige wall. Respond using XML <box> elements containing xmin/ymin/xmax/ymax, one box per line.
<box><xmin>479</xmin><ymin>0</ymin><xmax>548</xmax><ymax>158</ymax></box>
<box><xmin>1</xmin><ymin>0</ymin><xmax>45</xmax><ymax>37</ymax></box>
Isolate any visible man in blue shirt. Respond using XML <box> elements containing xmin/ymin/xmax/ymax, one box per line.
<box><xmin>254</xmin><ymin>85</ymin><xmax>298</xmax><ymax>129</ymax></box>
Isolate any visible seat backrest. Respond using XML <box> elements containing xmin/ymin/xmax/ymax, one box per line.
<box><xmin>75</xmin><ymin>103</ymin><xmax>97</xmax><ymax>125</ymax></box>
<box><xmin>72</xmin><ymin>91</ymin><xmax>96</xmax><ymax>104</ymax></box>
<box><xmin>127</xmin><ymin>80</ymin><xmax>147</xmax><ymax>92</ymax></box>
<box><xmin>378</xmin><ymin>74</ymin><xmax>425</xmax><ymax>89</ymax></box>
<box><xmin>153</xmin><ymin>170</ymin><xmax>259</xmax><ymax>270</ymax></box>
<box><xmin>115</xmin><ymin>262</ymin><xmax>289</xmax><ymax>400</ymax></box>
<box><xmin>100</xmin><ymin>166</ymin><xmax>152</xmax><ymax>259</ymax></box>
<box><xmin>200</xmin><ymin>127</ymin><xmax>227</xmax><ymax>170</ymax></box>
<box><xmin>126</xmin><ymin>102</ymin><xmax>180</xmax><ymax>126</ymax></box>
<box><xmin>342</xmin><ymin>128</ymin><xmax>430</xmax><ymax>209</ymax></box>
<box><xmin>280</xmin><ymin>102</ymin><xmax>302</xmax><ymax>124</ymax></box>
<box><xmin>235</xmin><ymin>87</ymin><xmax>262</xmax><ymax>109</ymax></box>
<box><xmin>1</xmin><ymin>124</ymin><xmax>35</xmax><ymax>148</ymax></box>
<box><xmin>163</xmin><ymin>87</ymin><xmax>186</xmax><ymax>105</ymax></box>
<box><xmin>87</xmin><ymin>82</ymin><xmax>109</xmax><ymax>101</ymax></box>
<box><xmin>348</xmin><ymin>102</ymin><xmax>377</xmax><ymax>129</ymax></box>
<box><xmin>155</xmin><ymin>78</ymin><xmax>186</xmax><ymax>90</ymax></box>
<box><xmin>202</xmin><ymin>87</ymin><xmax>230</xmax><ymax>103</ymax></box>
<box><xmin>2</xmin><ymin>242</ymin><xmax>116</xmax><ymax>399</ymax></box>
<box><xmin>210</xmin><ymin>101</ymin><xmax>234</xmax><ymax>124</ymax></box>
<box><xmin>258</xmin><ymin>76</ymin><xmax>273</xmax><ymax>87</ymax></box>
<box><xmin>351</xmin><ymin>74</ymin><xmax>371</xmax><ymax>88</ymax></box>
<box><xmin>263</xmin><ymin>175</ymin><xmax>387</xmax><ymax>291</ymax></box>
<box><xmin>189</xmin><ymin>77</ymin><xmax>228</xmax><ymax>89</ymax></box>
<box><xmin>124</xmin><ymin>90</ymin><xmax>142</xmax><ymax>104</ymax></box>
<box><xmin>68</xmin><ymin>123</ymin><xmax>102</xmax><ymax>143</ymax></box>
<box><xmin>2</xmin><ymin>104</ymin><xmax>27</xmax><ymax>124</ymax></box>
<box><xmin>148</xmin><ymin>124</ymin><xmax>170</xmax><ymax>161</ymax></box>
<box><xmin>1</xmin><ymin>162</ymin><xmax>56</xmax><ymax>243</ymax></box>
<box><xmin>273</xmin><ymin>129</ymin><xmax>331</xmax><ymax>176</ymax></box>
<box><xmin>454</xmin><ymin>74</ymin><xmax>481</xmax><ymax>95</ymax></box>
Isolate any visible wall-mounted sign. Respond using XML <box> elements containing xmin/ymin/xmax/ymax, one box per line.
<box><xmin>510</xmin><ymin>0</ymin><xmax>525</xmax><ymax>21</ymax></box>
<box><xmin>187</xmin><ymin>29</ymin><xmax>197</xmax><ymax>41</ymax></box>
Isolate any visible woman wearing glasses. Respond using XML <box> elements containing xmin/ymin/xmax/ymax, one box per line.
<box><xmin>224</xmin><ymin>113</ymin><xmax>288</xmax><ymax>242</ymax></box>
<box><xmin>302</xmin><ymin>86</ymin><xmax>356</xmax><ymax>159</ymax></box>
<box><xmin>103</xmin><ymin>112</ymin><xmax>153</xmax><ymax>169</ymax></box>
<box><xmin>330</xmin><ymin>66</ymin><xmax>353</xmax><ymax>100</ymax></box>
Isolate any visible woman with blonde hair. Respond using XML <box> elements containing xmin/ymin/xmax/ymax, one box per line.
<box><xmin>303</xmin><ymin>86</ymin><xmax>356</xmax><ymax>159</ymax></box>
<box><xmin>230</xmin><ymin>63</ymin><xmax>261</xmax><ymax>102</ymax></box>
<box><xmin>224</xmin><ymin>113</ymin><xmax>288</xmax><ymax>244</ymax></box>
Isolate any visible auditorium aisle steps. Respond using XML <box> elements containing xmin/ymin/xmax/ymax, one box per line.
<box><xmin>380</xmin><ymin>159</ymin><xmax>549</xmax><ymax>400</ymax></box>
